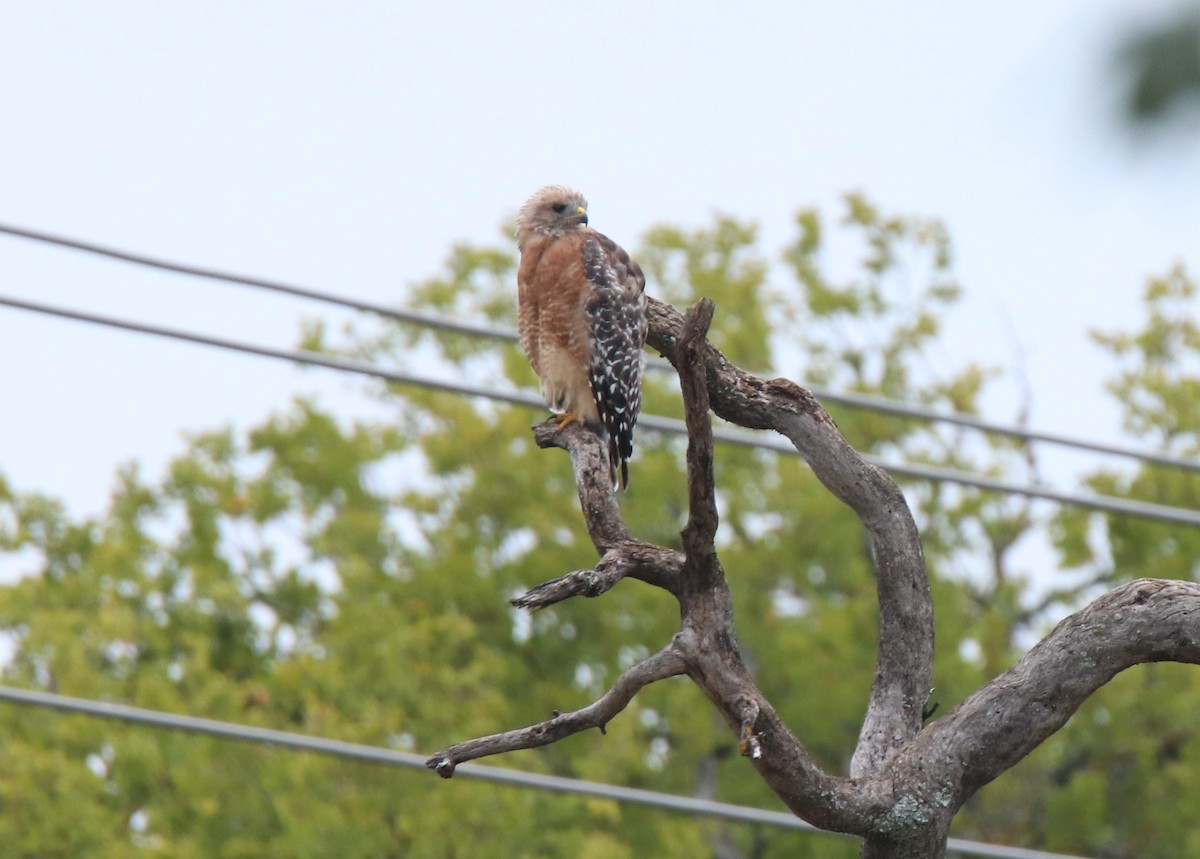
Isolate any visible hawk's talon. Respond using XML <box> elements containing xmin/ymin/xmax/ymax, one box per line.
<box><xmin>554</xmin><ymin>411</ymin><xmax>583</xmax><ymax>431</ymax></box>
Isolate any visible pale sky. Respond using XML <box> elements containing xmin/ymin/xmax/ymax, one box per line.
<box><xmin>2</xmin><ymin>1</ymin><xmax>1198</xmax><ymax>526</ymax></box>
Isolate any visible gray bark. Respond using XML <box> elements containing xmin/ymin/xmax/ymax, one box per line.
<box><xmin>427</xmin><ymin>297</ymin><xmax>1200</xmax><ymax>858</ymax></box>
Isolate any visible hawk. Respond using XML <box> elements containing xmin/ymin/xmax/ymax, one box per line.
<box><xmin>516</xmin><ymin>185</ymin><xmax>648</xmax><ymax>489</ymax></box>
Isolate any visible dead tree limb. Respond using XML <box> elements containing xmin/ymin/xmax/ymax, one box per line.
<box><xmin>646</xmin><ymin>296</ymin><xmax>933</xmax><ymax>778</ymax></box>
<box><xmin>427</xmin><ymin>643</ymin><xmax>687</xmax><ymax>777</ymax></box>
<box><xmin>428</xmin><ymin>296</ymin><xmax>1200</xmax><ymax>858</ymax></box>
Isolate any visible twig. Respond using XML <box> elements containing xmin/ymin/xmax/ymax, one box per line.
<box><xmin>512</xmin><ymin>542</ymin><xmax>684</xmax><ymax>609</ymax></box>
<box><xmin>426</xmin><ymin>643</ymin><xmax>687</xmax><ymax>777</ymax></box>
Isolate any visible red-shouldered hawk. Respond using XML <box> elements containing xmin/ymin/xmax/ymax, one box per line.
<box><xmin>516</xmin><ymin>185</ymin><xmax>648</xmax><ymax>489</ymax></box>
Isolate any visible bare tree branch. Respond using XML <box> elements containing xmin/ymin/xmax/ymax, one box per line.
<box><xmin>677</xmin><ymin>299</ymin><xmax>720</xmax><ymax>577</ymax></box>
<box><xmin>646</xmin><ymin>295</ymin><xmax>932</xmax><ymax>775</ymax></box>
<box><xmin>662</xmin><ymin>300</ymin><xmax>894</xmax><ymax>837</ymax></box>
<box><xmin>436</xmin><ymin>298</ymin><xmax>929</xmax><ymax>843</ymax></box>
<box><xmin>511</xmin><ymin>542</ymin><xmax>684</xmax><ymax>609</ymax></box>
<box><xmin>533</xmin><ymin>420</ymin><xmax>631</xmax><ymax>552</ymax></box>
<box><xmin>531</xmin><ymin>420</ymin><xmax>683</xmax><ymax>596</ymax></box>
<box><xmin>431</xmin><ymin>294</ymin><xmax>1200</xmax><ymax>858</ymax></box>
<box><xmin>510</xmin><ymin>566</ymin><xmax>626</xmax><ymax>609</ymax></box>
<box><xmin>774</xmin><ymin>402</ymin><xmax>932</xmax><ymax>777</ymax></box>
<box><xmin>895</xmin><ymin>578</ymin><xmax>1200</xmax><ymax>809</ymax></box>
<box><xmin>426</xmin><ymin>642</ymin><xmax>687</xmax><ymax>777</ymax></box>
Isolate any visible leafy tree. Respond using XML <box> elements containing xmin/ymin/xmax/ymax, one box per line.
<box><xmin>1037</xmin><ymin>264</ymin><xmax>1200</xmax><ymax>859</ymax></box>
<box><xmin>0</xmin><ymin>197</ymin><xmax>1195</xmax><ymax>856</ymax></box>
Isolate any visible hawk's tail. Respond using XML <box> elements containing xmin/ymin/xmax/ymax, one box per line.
<box><xmin>607</xmin><ymin>433</ymin><xmax>631</xmax><ymax>492</ymax></box>
<box><xmin>588</xmin><ymin>351</ymin><xmax>641</xmax><ymax>493</ymax></box>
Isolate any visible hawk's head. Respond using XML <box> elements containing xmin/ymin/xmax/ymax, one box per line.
<box><xmin>517</xmin><ymin>186</ymin><xmax>589</xmax><ymax>241</ymax></box>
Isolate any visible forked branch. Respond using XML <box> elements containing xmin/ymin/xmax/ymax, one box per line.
<box><xmin>428</xmin><ymin>295</ymin><xmax>1200</xmax><ymax>859</ymax></box>
<box><xmin>647</xmin><ymin>295</ymin><xmax>933</xmax><ymax>775</ymax></box>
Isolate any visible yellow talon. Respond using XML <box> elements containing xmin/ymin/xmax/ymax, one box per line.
<box><xmin>554</xmin><ymin>411</ymin><xmax>583</xmax><ymax>430</ymax></box>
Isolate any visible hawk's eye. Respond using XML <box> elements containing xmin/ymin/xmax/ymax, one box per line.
<box><xmin>551</xmin><ymin>203</ymin><xmax>568</xmax><ymax>214</ymax></box>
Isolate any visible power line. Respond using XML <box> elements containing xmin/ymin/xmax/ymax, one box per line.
<box><xmin>2</xmin><ymin>292</ymin><xmax>1198</xmax><ymax>528</ymax></box>
<box><xmin>0</xmin><ymin>685</ymin><xmax>1092</xmax><ymax>859</ymax></box>
<box><xmin>803</xmin><ymin>386</ymin><xmax>1200</xmax><ymax>472</ymax></box>
<box><xmin>2</xmin><ymin>221</ymin><xmax>1197</xmax><ymax>474</ymax></box>
<box><xmin>0</xmin><ymin>222</ymin><xmax>517</xmax><ymax>343</ymax></box>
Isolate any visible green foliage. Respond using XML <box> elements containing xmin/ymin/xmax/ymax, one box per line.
<box><xmin>1031</xmin><ymin>264</ymin><xmax>1200</xmax><ymax>859</ymax></box>
<box><xmin>0</xmin><ymin>197</ymin><xmax>1195</xmax><ymax>856</ymax></box>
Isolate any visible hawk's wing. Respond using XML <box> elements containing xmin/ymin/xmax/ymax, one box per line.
<box><xmin>580</xmin><ymin>230</ymin><xmax>648</xmax><ymax>488</ymax></box>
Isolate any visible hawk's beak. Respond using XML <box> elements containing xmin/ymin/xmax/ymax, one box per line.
<box><xmin>577</xmin><ymin>207</ymin><xmax>588</xmax><ymax>226</ymax></box>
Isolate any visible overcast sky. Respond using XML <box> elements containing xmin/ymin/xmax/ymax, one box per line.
<box><xmin>2</xmin><ymin>1</ymin><xmax>1198</xmax><ymax>524</ymax></box>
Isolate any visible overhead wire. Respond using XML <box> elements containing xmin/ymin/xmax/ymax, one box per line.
<box><xmin>1</xmin><ymin>292</ymin><xmax>1198</xmax><ymax>527</ymax></box>
<box><xmin>0</xmin><ymin>685</ymin><xmax>1093</xmax><ymax>859</ymax></box>
<box><xmin>0</xmin><ymin>222</ymin><xmax>514</xmax><ymax>343</ymax></box>
<box><xmin>1</xmin><ymin>221</ymin><xmax>1197</xmax><ymax>474</ymax></box>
